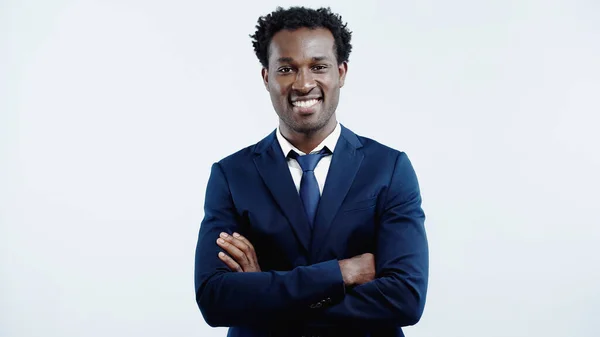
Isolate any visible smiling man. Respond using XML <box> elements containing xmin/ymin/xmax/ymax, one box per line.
<box><xmin>194</xmin><ymin>6</ymin><xmax>429</xmax><ymax>337</ymax></box>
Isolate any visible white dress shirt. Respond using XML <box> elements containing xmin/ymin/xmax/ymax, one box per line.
<box><xmin>276</xmin><ymin>122</ymin><xmax>341</xmax><ymax>196</ymax></box>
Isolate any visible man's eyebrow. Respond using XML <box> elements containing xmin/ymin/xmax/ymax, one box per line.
<box><xmin>276</xmin><ymin>57</ymin><xmax>294</xmax><ymax>64</ymax></box>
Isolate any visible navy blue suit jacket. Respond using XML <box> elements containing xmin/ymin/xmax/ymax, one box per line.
<box><xmin>194</xmin><ymin>125</ymin><xmax>428</xmax><ymax>337</ymax></box>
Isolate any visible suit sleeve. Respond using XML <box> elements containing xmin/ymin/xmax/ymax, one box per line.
<box><xmin>194</xmin><ymin>162</ymin><xmax>346</xmax><ymax>328</ymax></box>
<box><xmin>310</xmin><ymin>152</ymin><xmax>429</xmax><ymax>328</ymax></box>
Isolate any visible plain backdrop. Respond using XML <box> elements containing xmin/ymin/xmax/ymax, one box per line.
<box><xmin>1</xmin><ymin>0</ymin><xmax>599</xmax><ymax>336</ymax></box>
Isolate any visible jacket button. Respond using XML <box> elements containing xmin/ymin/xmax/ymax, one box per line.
<box><xmin>309</xmin><ymin>302</ymin><xmax>322</xmax><ymax>309</ymax></box>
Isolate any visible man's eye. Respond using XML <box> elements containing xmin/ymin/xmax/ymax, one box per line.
<box><xmin>278</xmin><ymin>67</ymin><xmax>293</xmax><ymax>73</ymax></box>
<box><xmin>312</xmin><ymin>65</ymin><xmax>327</xmax><ymax>71</ymax></box>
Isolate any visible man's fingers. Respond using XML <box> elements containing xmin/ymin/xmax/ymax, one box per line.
<box><xmin>220</xmin><ymin>233</ymin><xmax>252</xmax><ymax>256</ymax></box>
<box><xmin>232</xmin><ymin>232</ymin><xmax>255</xmax><ymax>250</ymax></box>
<box><xmin>217</xmin><ymin>237</ymin><xmax>248</xmax><ymax>265</ymax></box>
<box><xmin>218</xmin><ymin>252</ymin><xmax>242</xmax><ymax>272</ymax></box>
<box><xmin>217</xmin><ymin>232</ymin><xmax>261</xmax><ymax>273</ymax></box>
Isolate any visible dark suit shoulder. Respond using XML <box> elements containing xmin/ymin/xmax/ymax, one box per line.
<box><xmin>214</xmin><ymin>130</ymin><xmax>276</xmax><ymax>171</ymax></box>
<box><xmin>210</xmin><ymin>146</ymin><xmax>259</xmax><ymax>186</ymax></box>
<box><xmin>354</xmin><ymin>134</ymin><xmax>406</xmax><ymax>163</ymax></box>
<box><xmin>340</xmin><ymin>124</ymin><xmax>404</xmax><ymax>157</ymax></box>
<box><xmin>217</xmin><ymin>144</ymin><xmax>255</xmax><ymax>167</ymax></box>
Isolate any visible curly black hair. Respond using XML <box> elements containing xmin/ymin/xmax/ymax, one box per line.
<box><xmin>250</xmin><ymin>6</ymin><xmax>353</xmax><ymax>68</ymax></box>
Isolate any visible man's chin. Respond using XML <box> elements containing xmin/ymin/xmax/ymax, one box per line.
<box><xmin>290</xmin><ymin>120</ymin><xmax>326</xmax><ymax>135</ymax></box>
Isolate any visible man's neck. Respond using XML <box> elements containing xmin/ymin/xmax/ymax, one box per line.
<box><xmin>280</xmin><ymin>120</ymin><xmax>337</xmax><ymax>154</ymax></box>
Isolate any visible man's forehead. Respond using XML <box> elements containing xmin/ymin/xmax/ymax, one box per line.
<box><xmin>274</xmin><ymin>55</ymin><xmax>331</xmax><ymax>64</ymax></box>
<box><xmin>269</xmin><ymin>28</ymin><xmax>336</xmax><ymax>63</ymax></box>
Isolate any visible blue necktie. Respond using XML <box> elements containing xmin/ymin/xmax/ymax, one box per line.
<box><xmin>288</xmin><ymin>148</ymin><xmax>331</xmax><ymax>228</ymax></box>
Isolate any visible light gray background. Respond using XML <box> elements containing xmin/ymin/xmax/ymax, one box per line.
<box><xmin>1</xmin><ymin>0</ymin><xmax>599</xmax><ymax>336</ymax></box>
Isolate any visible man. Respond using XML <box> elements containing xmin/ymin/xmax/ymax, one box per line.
<box><xmin>194</xmin><ymin>6</ymin><xmax>428</xmax><ymax>337</ymax></box>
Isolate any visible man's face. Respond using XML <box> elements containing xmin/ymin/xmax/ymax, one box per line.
<box><xmin>262</xmin><ymin>27</ymin><xmax>347</xmax><ymax>135</ymax></box>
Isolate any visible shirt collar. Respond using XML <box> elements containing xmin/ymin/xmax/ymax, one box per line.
<box><xmin>276</xmin><ymin>122</ymin><xmax>341</xmax><ymax>157</ymax></box>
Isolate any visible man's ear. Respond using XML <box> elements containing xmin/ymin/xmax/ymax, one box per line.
<box><xmin>338</xmin><ymin>61</ymin><xmax>348</xmax><ymax>88</ymax></box>
<box><xmin>261</xmin><ymin>68</ymin><xmax>269</xmax><ymax>91</ymax></box>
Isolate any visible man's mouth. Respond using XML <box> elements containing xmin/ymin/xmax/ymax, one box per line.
<box><xmin>291</xmin><ymin>98</ymin><xmax>322</xmax><ymax>108</ymax></box>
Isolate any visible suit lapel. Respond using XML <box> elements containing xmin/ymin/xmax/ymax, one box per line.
<box><xmin>253</xmin><ymin>133</ymin><xmax>311</xmax><ymax>254</ymax></box>
<box><xmin>311</xmin><ymin>126</ymin><xmax>364</xmax><ymax>258</ymax></box>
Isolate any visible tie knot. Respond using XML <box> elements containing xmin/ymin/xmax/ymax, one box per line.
<box><xmin>288</xmin><ymin>148</ymin><xmax>331</xmax><ymax>172</ymax></box>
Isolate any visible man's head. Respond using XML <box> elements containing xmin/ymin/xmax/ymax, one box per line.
<box><xmin>250</xmin><ymin>7</ymin><xmax>352</xmax><ymax>136</ymax></box>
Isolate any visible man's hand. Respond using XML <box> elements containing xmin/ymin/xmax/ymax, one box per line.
<box><xmin>217</xmin><ymin>232</ymin><xmax>261</xmax><ymax>272</ymax></box>
<box><xmin>338</xmin><ymin>253</ymin><xmax>376</xmax><ymax>287</ymax></box>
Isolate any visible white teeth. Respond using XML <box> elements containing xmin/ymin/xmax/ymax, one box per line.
<box><xmin>293</xmin><ymin>99</ymin><xmax>320</xmax><ymax>108</ymax></box>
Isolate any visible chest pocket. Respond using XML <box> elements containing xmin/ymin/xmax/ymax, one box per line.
<box><xmin>341</xmin><ymin>196</ymin><xmax>377</xmax><ymax>213</ymax></box>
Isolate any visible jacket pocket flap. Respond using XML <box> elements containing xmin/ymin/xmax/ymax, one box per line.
<box><xmin>341</xmin><ymin>196</ymin><xmax>377</xmax><ymax>212</ymax></box>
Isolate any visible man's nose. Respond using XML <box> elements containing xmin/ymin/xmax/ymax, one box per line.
<box><xmin>291</xmin><ymin>69</ymin><xmax>316</xmax><ymax>93</ymax></box>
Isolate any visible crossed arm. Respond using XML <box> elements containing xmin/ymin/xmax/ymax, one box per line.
<box><xmin>216</xmin><ymin>232</ymin><xmax>375</xmax><ymax>287</ymax></box>
<box><xmin>194</xmin><ymin>152</ymin><xmax>429</xmax><ymax>328</ymax></box>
